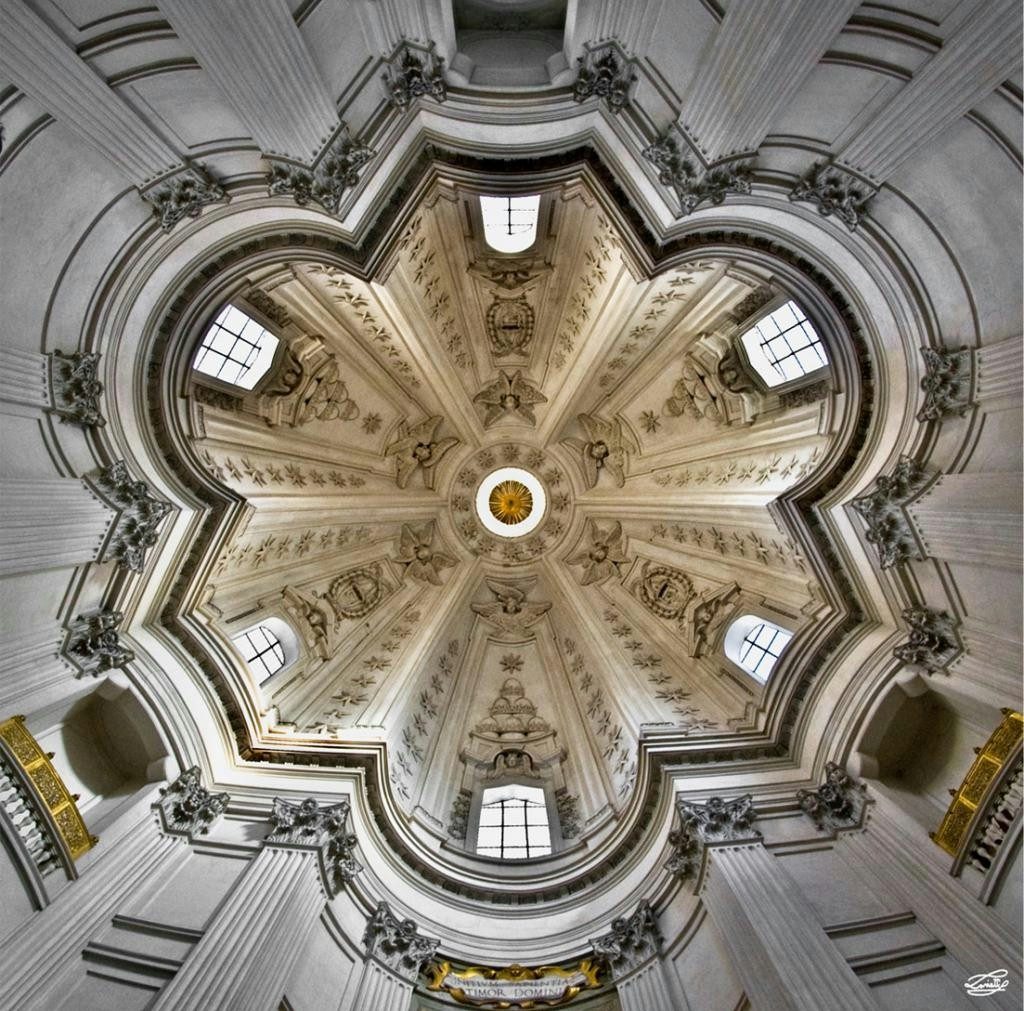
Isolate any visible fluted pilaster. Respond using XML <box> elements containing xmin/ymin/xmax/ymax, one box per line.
<box><xmin>0</xmin><ymin>477</ymin><xmax>114</xmax><ymax>576</ymax></box>
<box><xmin>150</xmin><ymin>847</ymin><xmax>323</xmax><ymax>1011</ymax></box>
<box><xmin>701</xmin><ymin>843</ymin><xmax>880</xmax><ymax>1011</ymax></box>
<box><xmin>838</xmin><ymin>793</ymin><xmax>1020</xmax><ymax>1011</ymax></box>
<box><xmin>837</xmin><ymin>0</ymin><xmax>1022</xmax><ymax>184</ymax></box>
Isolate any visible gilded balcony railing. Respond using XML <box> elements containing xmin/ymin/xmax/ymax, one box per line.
<box><xmin>0</xmin><ymin>715</ymin><xmax>97</xmax><ymax>875</ymax></box>
<box><xmin>932</xmin><ymin>709</ymin><xmax>1023</xmax><ymax>866</ymax></box>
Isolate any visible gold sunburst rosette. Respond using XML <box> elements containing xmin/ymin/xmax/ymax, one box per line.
<box><xmin>426</xmin><ymin>960</ymin><xmax>601</xmax><ymax>1008</ymax></box>
<box><xmin>489</xmin><ymin>479</ymin><xmax>534</xmax><ymax>525</ymax></box>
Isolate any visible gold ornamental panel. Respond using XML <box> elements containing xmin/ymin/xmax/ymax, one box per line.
<box><xmin>0</xmin><ymin>715</ymin><xmax>97</xmax><ymax>861</ymax></box>
<box><xmin>932</xmin><ymin>709</ymin><xmax>1022</xmax><ymax>857</ymax></box>
<box><xmin>427</xmin><ymin>960</ymin><xmax>601</xmax><ymax>1008</ymax></box>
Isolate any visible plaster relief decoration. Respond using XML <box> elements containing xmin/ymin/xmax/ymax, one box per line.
<box><xmin>471</xmin><ymin>577</ymin><xmax>552</xmax><ymax>638</ymax></box>
<box><xmin>473</xmin><ymin>370</ymin><xmax>547</xmax><ymax>427</ymax></box>
<box><xmin>632</xmin><ymin>562</ymin><xmax>695</xmax><ymax>625</ymax></box>
<box><xmin>684</xmin><ymin>582</ymin><xmax>740</xmax><ymax>658</ymax></box>
<box><xmin>555</xmin><ymin>788</ymin><xmax>581</xmax><ymax>839</ymax></box>
<box><xmin>641</xmin><ymin>131</ymin><xmax>752</xmax><ymax>216</ymax></box>
<box><xmin>788</xmin><ymin>161</ymin><xmax>874</xmax><ymax>231</ymax></box>
<box><xmin>665</xmin><ymin>794</ymin><xmax>760</xmax><ymax>882</ymax></box>
<box><xmin>305</xmin><ymin>266</ymin><xmax>419</xmax><ymax>387</ymax></box>
<box><xmin>590</xmin><ymin>900</ymin><xmax>661</xmax><ymax>978</ymax></box>
<box><xmin>267</xmin><ymin>797</ymin><xmax>362</xmax><ymax>892</ymax></box>
<box><xmin>563</xmin><ymin>414</ymin><xmax>628</xmax><ymax>489</ymax></box>
<box><xmin>447</xmin><ymin>788</ymin><xmax>472</xmax><ymax>839</ymax></box>
<box><xmin>730</xmin><ymin>286</ymin><xmax>774</xmax><ymax>324</ymax></box>
<box><xmin>649</xmin><ymin>521</ymin><xmax>808</xmax><ymax>574</ymax></box>
<box><xmin>917</xmin><ymin>346</ymin><xmax>975</xmax><ymax>422</ymax></box>
<box><xmin>486</xmin><ymin>295</ymin><xmax>535</xmax><ymax>357</ymax></box>
<box><xmin>257</xmin><ymin>335</ymin><xmax>360</xmax><ymax>426</ymax></box>
<box><xmin>796</xmin><ymin>763</ymin><xmax>867</xmax><ymax>833</ymax></box>
<box><xmin>850</xmin><ymin>455</ymin><xmax>931</xmax><ymax>569</ymax></box>
<box><xmin>140</xmin><ymin>162</ymin><xmax>227</xmax><ymax>232</ymax></box>
<box><xmin>569</xmin><ymin>520</ymin><xmax>629</xmax><ymax>585</ymax></box>
<box><xmin>475</xmin><ymin>676</ymin><xmax>551</xmax><ymax>740</ymax></box>
<box><xmin>154</xmin><ymin>766</ymin><xmax>230</xmax><ymax>838</ymax></box>
<box><xmin>90</xmin><ymin>460</ymin><xmax>173</xmax><ymax>572</ymax></box>
<box><xmin>266</xmin><ymin>122</ymin><xmax>374</xmax><ymax>215</ymax></box>
<box><xmin>280</xmin><ymin>586</ymin><xmax>334</xmax><ymax>661</ymax></box>
<box><xmin>663</xmin><ymin>332</ymin><xmax>763</xmax><ymax>426</ymax></box>
<box><xmin>472</xmin><ymin>257</ymin><xmax>550</xmax><ymax>293</ymax></box>
<box><xmin>893</xmin><ymin>605</ymin><xmax>963</xmax><ymax>674</ymax></box>
<box><xmin>383</xmin><ymin>42</ymin><xmax>447</xmax><ymax>108</ymax></box>
<box><xmin>572</xmin><ymin>41</ymin><xmax>636</xmax><ymax>112</ymax></box>
<box><xmin>363</xmin><ymin>901</ymin><xmax>440</xmax><ymax>981</ymax></box>
<box><xmin>47</xmin><ymin>351</ymin><xmax>105</xmax><ymax>428</ymax></box>
<box><xmin>779</xmin><ymin>380</ymin><xmax>831</xmax><ymax>409</ymax></box>
<box><xmin>63</xmin><ymin>609</ymin><xmax>134</xmax><ymax>676</ymax></box>
<box><xmin>385</xmin><ymin>415</ymin><xmax>459</xmax><ymax>489</ymax></box>
<box><xmin>390</xmin><ymin>639</ymin><xmax>461</xmax><ymax>801</ymax></box>
<box><xmin>394</xmin><ymin>522</ymin><xmax>456</xmax><ymax>585</ymax></box>
<box><xmin>245</xmin><ymin>289</ymin><xmax>291</xmax><ymax>328</ymax></box>
<box><xmin>326</xmin><ymin>562</ymin><xmax>393</xmax><ymax>620</ymax></box>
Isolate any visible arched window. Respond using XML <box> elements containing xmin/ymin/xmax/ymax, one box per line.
<box><xmin>479</xmin><ymin>194</ymin><xmax>540</xmax><ymax>253</ymax></box>
<box><xmin>231</xmin><ymin>618</ymin><xmax>299</xmax><ymax>683</ymax></box>
<box><xmin>192</xmin><ymin>304</ymin><xmax>280</xmax><ymax>389</ymax></box>
<box><xmin>475</xmin><ymin>783</ymin><xmax>551</xmax><ymax>859</ymax></box>
<box><xmin>724</xmin><ymin>614</ymin><xmax>794</xmax><ymax>683</ymax></box>
<box><xmin>739</xmin><ymin>300</ymin><xmax>827</xmax><ymax>387</ymax></box>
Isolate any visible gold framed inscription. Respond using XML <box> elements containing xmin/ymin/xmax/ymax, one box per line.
<box><xmin>426</xmin><ymin>961</ymin><xmax>601</xmax><ymax>1008</ymax></box>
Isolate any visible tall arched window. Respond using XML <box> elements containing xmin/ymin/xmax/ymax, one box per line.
<box><xmin>231</xmin><ymin>618</ymin><xmax>299</xmax><ymax>683</ymax></box>
<box><xmin>739</xmin><ymin>300</ymin><xmax>827</xmax><ymax>387</ymax></box>
<box><xmin>479</xmin><ymin>194</ymin><xmax>540</xmax><ymax>253</ymax></box>
<box><xmin>724</xmin><ymin>614</ymin><xmax>794</xmax><ymax>683</ymax></box>
<box><xmin>475</xmin><ymin>783</ymin><xmax>551</xmax><ymax>859</ymax></box>
<box><xmin>193</xmin><ymin>304</ymin><xmax>280</xmax><ymax>389</ymax></box>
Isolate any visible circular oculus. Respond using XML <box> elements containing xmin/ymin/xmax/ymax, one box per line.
<box><xmin>475</xmin><ymin>467</ymin><xmax>546</xmax><ymax>538</ymax></box>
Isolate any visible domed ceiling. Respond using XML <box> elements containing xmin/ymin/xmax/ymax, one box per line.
<box><xmin>163</xmin><ymin>165</ymin><xmax>857</xmax><ymax>869</ymax></box>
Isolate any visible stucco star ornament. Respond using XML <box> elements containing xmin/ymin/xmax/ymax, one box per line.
<box><xmin>395</xmin><ymin>522</ymin><xmax>456</xmax><ymax>584</ymax></box>
<box><xmin>564</xmin><ymin>413</ymin><xmax>628</xmax><ymax>488</ymax></box>
<box><xmin>473</xmin><ymin>370</ymin><xmax>548</xmax><ymax>427</ymax></box>
<box><xmin>384</xmin><ymin>415</ymin><xmax>459</xmax><ymax>489</ymax></box>
<box><xmin>568</xmin><ymin>519</ymin><xmax>629</xmax><ymax>584</ymax></box>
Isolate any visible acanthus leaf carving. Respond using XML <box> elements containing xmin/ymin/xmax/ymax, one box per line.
<box><xmin>473</xmin><ymin>370</ymin><xmax>547</xmax><ymax>427</ymax></box>
<box><xmin>363</xmin><ymin>901</ymin><xmax>439</xmax><ymax>980</ymax></box>
<box><xmin>64</xmin><ymin>609</ymin><xmax>134</xmax><ymax>676</ymax></box>
<box><xmin>155</xmin><ymin>766</ymin><xmax>230</xmax><ymax>838</ymax></box>
<box><xmin>266</xmin><ymin>123</ymin><xmax>374</xmax><ymax>216</ymax></box>
<box><xmin>555</xmin><ymin>787</ymin><xmax>581</xmax><ymax>838</ymax></box>
<box><xmin>140</xmin><ymin>162</ymin><xmax>227</xmax><ymax>232</ymax></box>
<box><xmin>850</xmin><ymin>456</ymin><xmax>931</xmax><ymax>569</ymax></box>
<box><xmin>572</xmin><ymin>42</ymin><xmax>636</xmax><ymax>112</ymax></box>
<box><xmin>267</xmin><ymin>797</ymin><xmax>362</xmax><ymax>893</ymax></box>
<box><xmin>47</xmin><ymin>351</ymin><xmax>105</xmax><ymax>427</ymax></box>
<box><xmin>917</xmin><ymin>346</ymin><xmax>975</xmax><ymax>422</ymax></box>
<box><xmin>385</xmin><ymin>415</ymin><xmax>459</xmax><ymax>489</ymax></box>
<box><xmin>446</xmin><ymin>789</ymin><xmax>472</xmax><ymax>839</ymax></box>
<box><xmin>383</xmin><ymin>43</ymin><xmax>447</xmax><ymax>108</ymax></box>
<box><xmin>91</xmin><ymin>460</ymin><xmax>173</xmax><ymax>573</ymax></box>
<box><xmin>642</xmin><ymin>131</ymin><xmax>752</xmax><ymax>216</ymax></box>
<box><xmin>471</xmin><ymin>577</ymin><xmax>552</xmax><ymax>638</ymax></box>
<box><xmin>590</xmin><ymin>900</ymin><xmax>661</xmax><ymax>979</ymax></box>
<box><xmin>796</xmin><ymin>763</ymin><xmax>867</xmax><ymax>833</ymax></box>
<box><xmin>788</xmin><ymin>161</ymin><xmax>875</xmax><ymax>231</ymax></box>
<box><xmin>893</xmin><ymin>605</ymin><xmax>963</xmax><ymax>673</ymax></box>
<box><xmin>665</xmin><ymin>794</ymin><xmax>760</xmax><ymax>881</ymax></box>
